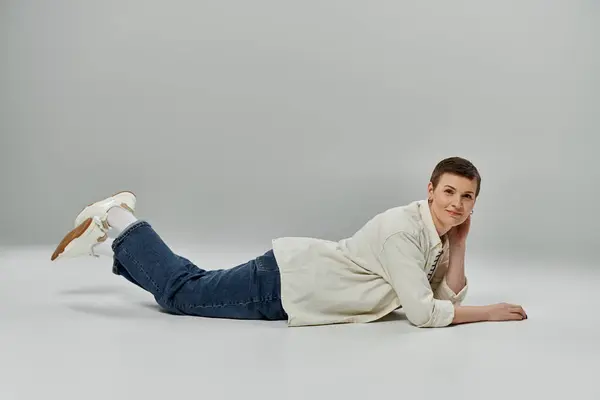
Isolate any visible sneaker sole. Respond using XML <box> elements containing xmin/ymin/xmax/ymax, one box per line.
<box><xmin>50</xmin><ymin>218</ymin><xmax>107</xmax><ymax>261</ymax></box>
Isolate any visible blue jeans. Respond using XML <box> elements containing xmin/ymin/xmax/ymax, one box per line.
<box><xmin>110</xmin><ymin>220</ymin><xmax>288</xmax><ymax>321</ymax></box>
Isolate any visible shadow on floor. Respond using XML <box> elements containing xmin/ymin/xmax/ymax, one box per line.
<box><xmin>65</xmin><ymin>303</ymin><xmax>161</xmax><ymax>320</ymax></box>
<box><xmin>372</xmin><ymin>310</ymin><xmax>407</xmax><ymax>323</ymax></box>
<box><xmin>59</xmin><ymin>285</ymin><xmax>126</xmax><ymax>296</ymax></box>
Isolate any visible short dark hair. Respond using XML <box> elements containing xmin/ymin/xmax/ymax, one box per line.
<box><xmin>430</xmin><ymin>157</ymin><xmax>481</xmax><ymax>197</ymax></box>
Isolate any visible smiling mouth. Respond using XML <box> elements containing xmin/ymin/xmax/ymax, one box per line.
<box><xmin>447</xmin><ymin>210</ymin><xmax>462</xmax><ymax>217</ymax></box>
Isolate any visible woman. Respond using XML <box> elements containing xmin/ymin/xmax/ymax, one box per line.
<box><xmin>51</xmin><ymin>156</ymin><xmax>527</xmax><ymax>327</ymax></box>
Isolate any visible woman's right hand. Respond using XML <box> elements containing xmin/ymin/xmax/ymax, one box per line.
<box><xmin>484</xmin><ymin>303</ymin><xmax>528</xmax><ymax>321</ymax></box>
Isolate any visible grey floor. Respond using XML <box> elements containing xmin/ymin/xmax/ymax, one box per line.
<box><xmin>1</xmin><ymin>245</ymin><xmax>598</xmax><ymax>400</ymax></box>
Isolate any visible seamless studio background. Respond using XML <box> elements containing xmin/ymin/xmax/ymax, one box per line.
<box><xmin>1</xmin><ymin>1</ymin><xmax>597</xmax><ymax>265</ymax></box>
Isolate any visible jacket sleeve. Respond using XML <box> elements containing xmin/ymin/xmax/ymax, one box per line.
<box><xmin>434</xmin><ymin>275</ymin><xmax>469</xmax><ymax>305</ymax></box>
<box><xmin>377</xmin><ymin>232</ymin><xmax>455</xmax><ymax>328</ymax></box>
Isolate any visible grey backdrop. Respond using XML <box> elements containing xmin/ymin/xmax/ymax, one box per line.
<box><xmin>1</xmin><ymin>0</ymin><xmax>597</xmax><ymax>263</ymax></box>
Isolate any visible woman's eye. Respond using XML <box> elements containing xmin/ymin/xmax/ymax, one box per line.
<box><xmin>445</xmin><ymin>189</ymin><xmax>472</xmax><ymax>199</ymax></box>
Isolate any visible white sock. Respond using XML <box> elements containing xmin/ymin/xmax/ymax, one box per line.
<box><xmin>107</xmin><ymin>206</ymin><xmax>138</xmax><ymax>233</ymax></box>
<box><xmin>92</xmin><ymin>238</ymin><xmax>114</xmax><ymax>257</ymax></box>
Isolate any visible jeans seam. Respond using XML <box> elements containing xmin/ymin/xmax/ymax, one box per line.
<box><xmin>184</xmin><ymin>295</ymin><xmax>280</xmax><ymax>310</ymax></box>
<box><xmin>121</xmin><ymin>247</ymin><xmax>162</xmax><ymax>294</ymax></box>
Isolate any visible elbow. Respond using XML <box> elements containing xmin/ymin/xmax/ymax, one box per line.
<box><xmin>411</xmin><ymin>316</ymin><xmax>437</xmax><ymax>328</ymax></box>
<box><xmin>404</xmin><ymin>308</ymin><xmax>436</xmax><ymax>328</ymax></box>
<box><xmin>404</xmin><ymin>300</ymin><xmax>455</xmax><ymax>328</ymax></box>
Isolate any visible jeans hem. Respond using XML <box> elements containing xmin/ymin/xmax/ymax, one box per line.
<box><xmin>112</xmin><ymin>220</ymin><xmax>149</xmax><ymax>250</ymax></box>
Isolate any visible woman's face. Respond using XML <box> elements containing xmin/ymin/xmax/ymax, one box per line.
<box><xmin>428</xmin><ymin>173</ymin><xmax>478</xmax><ymax>231</ymax></box>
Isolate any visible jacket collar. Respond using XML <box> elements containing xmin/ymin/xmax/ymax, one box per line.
<box><xmin>417</xmin><ymin>199</ymin><xmax>445</xmax><ymax>250</ymax></box>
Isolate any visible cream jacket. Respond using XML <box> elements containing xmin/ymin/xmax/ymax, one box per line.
<box><xmin>271</xmin><ymin>199</ymin><xmax>468</xmax><ymax>327</ymax></box>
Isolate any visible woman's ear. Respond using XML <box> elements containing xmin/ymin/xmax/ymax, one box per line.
<box><xmin>427</xmin><ymin>182</ymin><xmax>434</xmax><ymax>197</ymax></box>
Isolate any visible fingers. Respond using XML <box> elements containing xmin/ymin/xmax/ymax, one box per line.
<box><xmin>495</xmin><ymin>303</ymin><xmax>528</xmax><ymax>321</ymax></box>
<box><xmin>506</xmin><ymin>313</ymin><xmax>524</xmax><ymax>321</ymax></box>
<box><xmin>504</xmin><ymin>303</ymin><xmax>527</xmax><ymax>319</ymax></box>
<box><xmin>509</xmin><ymin>307</ymin><xmax>528</xmax><ymax>320</ymax></box>
<box><xmin>511</xmin><ymin>312</ymin><xmax>526</xmax><ymax>320</ymax></box>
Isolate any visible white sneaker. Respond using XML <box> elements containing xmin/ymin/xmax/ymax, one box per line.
<box><xmin>51</xmin><ymin>217</ymin><xmax>108</xmax><ymax>261</ymax></box>
<box><xmin>74</xmin><ymin>191</ymin><xmax>136</xmax><ymax>228</ymax></box>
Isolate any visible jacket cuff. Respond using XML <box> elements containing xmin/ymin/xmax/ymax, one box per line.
<box><xmin>435</xmin><ymin>276</ymin><xmax>468</xmax><ymax>305</ymax></box>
